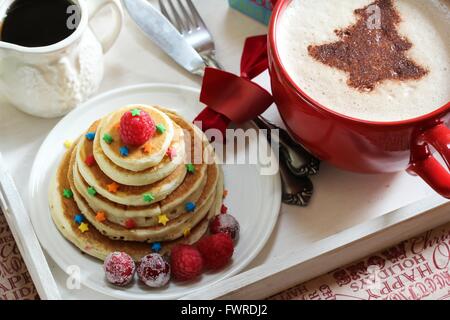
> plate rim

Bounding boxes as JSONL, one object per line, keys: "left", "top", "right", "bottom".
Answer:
{"left": 28, "top": 83, "right": 282, "bottom": 299}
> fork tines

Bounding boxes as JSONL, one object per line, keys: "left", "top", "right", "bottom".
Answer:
{"left": 158, "top": 0, "right": 206, "bottom": 33}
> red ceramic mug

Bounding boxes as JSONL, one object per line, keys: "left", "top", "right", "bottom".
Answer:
{"left": 268, "top": 0, "right": 450, "bottom": 197}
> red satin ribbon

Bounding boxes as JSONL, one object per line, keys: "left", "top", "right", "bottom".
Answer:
{"left": 194, "top": 35, "right": 272, "bottom": 136}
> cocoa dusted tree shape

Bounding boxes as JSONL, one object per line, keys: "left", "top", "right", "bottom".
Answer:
{"left": 308, "top": 0, "right": 428, "bottom": 91}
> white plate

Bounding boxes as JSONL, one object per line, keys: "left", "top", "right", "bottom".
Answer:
{"left": 28, "top": 83, "right": 281, "bottom": 300}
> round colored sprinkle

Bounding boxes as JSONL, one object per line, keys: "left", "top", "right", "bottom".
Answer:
{"left": 85, "top": 154, "right": 96, "bottom": 167}
{"left": 119, "top": 146, "right": 129, "bottom": 157}
{"left": 78, "top": 223, "right": 89, "bottom": 233}
{"left": 95, "top": 211, "right": 106, "bottom": 222}
{"left": 186, "top": 164, "right": 195, "bottom": 174}
{"left": 124, "top": 218, "right": 136, "bottom": 229}
{"left": 107, "top": 182, "right": 119, "bottom": 193}
{"left": 63, "top": 189, "right": 73, "bottom": 199}
{"left": 185, "top": 202, "right": 196, "bottom": 213}
{"left": 143, "top": 193, "right": 155, "bottom": 203}
{"left": 183, "top": 227, "right": 191, "bottom": 238}
{"left": 103, "top": 133, "right": 113, "bottom": 144}
{"left": 64, "top": 140, "right": 73, "bottom": 149}
{"left": 87, "top": 186, "right": 97, "bottom": 196}
{"left": 220, "top": 204, "right": 228, "bottom": 214}
{"left": 151, "top": 242, "right": 162, "bottom": 253}
{"left": 85, "top": 132, "right": 96, "bottom": 141}
{"left": 74, "top": 214, "right": 85, "bottom": 225}
{"left": 131, "top": 108, "right": 141, "bottom": 116}
{"left": 156, "top": 124, "right": 166, "bottom": 134}
{"left": 158, "top": 214, "right": 169, "bottom": 226}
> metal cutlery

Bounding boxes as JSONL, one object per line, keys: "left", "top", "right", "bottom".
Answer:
{"left": 124, "top": 0, "right": 319, "bottom": 206}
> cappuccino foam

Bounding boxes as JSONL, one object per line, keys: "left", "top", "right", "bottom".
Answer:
{"left": 277, "top": 0, "right": 450, "bottom": 122}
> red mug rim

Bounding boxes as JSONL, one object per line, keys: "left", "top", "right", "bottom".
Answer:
{"left": 268, "top": 0, "right": 450, "bottom": 127}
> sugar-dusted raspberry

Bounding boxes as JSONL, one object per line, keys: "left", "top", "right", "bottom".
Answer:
{"left": 210, "top": 214, "right": 240, "bottom": 241}
{"left": 103, "top": 252, "right": 136, "bottom": 286}
{"left": 137, "top": 253, "right": 170, "bottom": 288}
{"left": 119, "top": 109, "right": 156, "bottom": 146}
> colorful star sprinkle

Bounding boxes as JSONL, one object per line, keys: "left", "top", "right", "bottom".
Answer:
{"left": 158, "top": 214, "right": 169, "bottom": 226}
{"left": 119, "top": 146, "right": 129, "bottom": 157}
{"left": 78, "top": 223, "right": 89, "bottom": 233}
{"left": 151, "top": 242, "right": 162, "bottom": 253}
{"left": 125, "top": 218, "right": 136, "bottom": 229}
{"left": 131, "top": 108, "right": 141, "bottom": 116}
{"left": 85, "top": 154, "right": 96, "bottom": 167}
{"left": 63, "top": 188, "right": 73, "bottom": 199}
{"left": 186, "top": 163, "right": 195, "bottom": 174}
{"left": 156, "top": 124, "right": 166, "bottom": 134}
{"left": 142, "top": 143, "right": 151, "bottom": 154}
{"left": 185, "top": 202, "right": 196, "bottom": 213}
{"left": 64, "top": 140, "right": 73, "bottom": 149}
{"left": 74, "top": 214, "right": 85, "bottom": 224}
{"left": 220, "top": 204, "right": 228, "bottom": 214}
{"left": 87, "top": 186, "right": 97, "bottom": 196}
{"left": 183, "top": 227, "right": 191, "bottom": 238}
{"left": 107, "top": 182, "right": 119, "bottom": 193}
{"left": 103, "top": 133, "right": 113, "bottom": 144}
{"left": 143, "top": 193, "right": 155, "bottom": 203}
{"left": 85, "top": 132, "right": 96, "bottom": 141}
{"left": 223, "top": 189, "right": 228, "bottom": 199}
{"left": 95, "top": 211, "right": 106, "bottom": 222}
{"left": 166, "top": 147, "right": 177, "bottom": 160}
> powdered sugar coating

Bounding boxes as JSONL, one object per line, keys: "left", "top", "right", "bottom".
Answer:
{"left": 103, "top": 252, "right": 136, "bottom": 286}
{"left": 210, "top": 214, "right": 240, "bottom": 241}
{"left": 137, "top": 253, "right": 171, "bottom": 288}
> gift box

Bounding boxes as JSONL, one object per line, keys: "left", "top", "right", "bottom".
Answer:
{"left": 228, "top": 0, "right": 275, "bottom": 25}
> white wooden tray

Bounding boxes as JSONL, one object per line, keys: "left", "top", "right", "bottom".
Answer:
{"left": 2, "top": 92, "right": 449, "bottom": 299}
{"left": 184, "top": 195, "right": 450, "bottom": 299}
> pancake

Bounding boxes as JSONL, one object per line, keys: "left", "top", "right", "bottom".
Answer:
{"left": 77, "top": 137, "right": 188, "bottom": 206}
{"left": 73, "top": 160, "right": 207, "bottom": 227}
{"left": 94, "top": 120, "right": 185, "bottom": 186}
{"left": 49, "top": 144, "right": 223, "bottom": 261}
{"left": 71, "top": 146, "right": 220, "bottom": 242}
{"left": 98, "top": 105, "right": 175, "bottom": 171}
{"left": 76, "top": 111, "right": 209, "bottom": 207}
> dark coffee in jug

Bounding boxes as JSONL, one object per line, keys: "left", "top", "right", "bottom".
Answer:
{"left": 1, "top": 0, "right": 80, "bottom": 47}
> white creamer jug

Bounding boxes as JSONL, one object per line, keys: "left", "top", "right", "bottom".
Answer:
{"left": 0, "top": 0, "right": 123, "bottom": 118}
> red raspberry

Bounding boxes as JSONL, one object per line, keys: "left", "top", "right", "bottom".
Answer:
{"left": 137, "top": 253, "right": 171, "bottom": 288}
{"left": 197, "top": 233, "right": 234, "bottom": 270}
{"left": 103, "top": 252, "right": 136, "bottom": 286}
{"left": 170, "top": 245, "right": 203, "bottom": 281}
{"left": 119, "top": 109, "right": 156, "bottom": 146}
{"left": 210, "top": 214, "right": 240, "bottom": 241}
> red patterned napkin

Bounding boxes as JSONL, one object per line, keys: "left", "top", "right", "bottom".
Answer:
{"left": 0, "top": 209, "right": 38, "bottom": 300}
{"left": 269, "top": 223, "right": 450, "bottom": 300}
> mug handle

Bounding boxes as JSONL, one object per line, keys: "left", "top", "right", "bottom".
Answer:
{"left": 85, "top": 0, "right": 124, "bottom": 53}
{"left": 408, "top": 123, "right": 450, "bottom": 198}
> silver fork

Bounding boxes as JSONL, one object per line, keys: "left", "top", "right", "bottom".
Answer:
{"left": 158, "top": 0, "right": 222, "bottom": 69}
{"left": 158, "top": 0, "right": 319, "bottom": 206}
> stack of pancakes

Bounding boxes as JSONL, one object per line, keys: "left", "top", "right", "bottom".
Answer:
{"left": 49, "top": 105, "right": 223, "bottom": 261}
